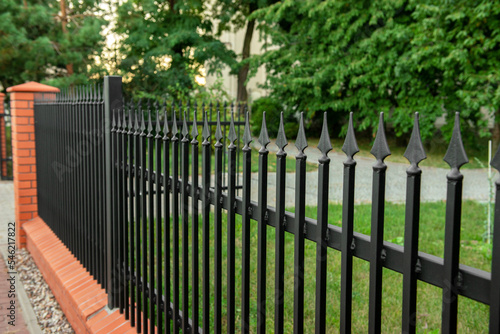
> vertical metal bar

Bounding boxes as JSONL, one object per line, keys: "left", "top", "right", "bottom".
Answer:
{"left": 214, "top": 112, "right": 224, "bottom": 334}
{"left": 125, "top": 100, "right": 137, "bottom": 327}
{"left": 162, "top": 103, "right": 171, "bottom": 334}
{"left": 293, "top": 113, "right": 307, "bottom": 334}
{"left": 140, "top": 108, "right": 148, "bottom": 334}
{"left": 222, "top": 103, "right": 227, "bottom": 189}
{"left": 181, "top": 111, "right": 190, "bottom": 333}
{"left": 121, "top": 107, "right": 129, "bottom": 315}
{"left": 171, "top": 107, "right": 180, "bottom": 333}
{"left": 441, "top": 112, "right": 468, "bottom": 334}
{"left": 227, "top": 113, "right": 237, "bottom": 333}
{"left": 315, "top": 113, "right": 332, "bottom": 334}
{"left": 110, "top": 106, "right": 118, "bottom": 306}
{"left": 128, "top": 103, "right": 136, "bottom": 326}
{"left": 135, "top": 104, "right": 142, "bottom": 332}
{"left": 236, "top": 104, "right": 241, "bottom": 196}
{"left": 104, "top": 76, "right": 123, "bottom": 306}
{"left": 89, "top": 88, "right": 95, "bottom": 280}
{"left": 340, "top": 112, "right": 359, "bottom": 334}
{"left": 402, "top": 113, "right": 426, "bottom": 334}
{"left": 274, "top": 113, "right": 287, "bottom": 334}
{"left": 191, "top": 111, "right": 200, "bottom": 333}
{"left": 116, "top": 104, "right": 123, "bottom": 311}
{"left": 201, "top": 110, "right": 211, "bottom": 334}
{"left": 489, "top": 142, "right": 500, "bottom": 333}
{"left": 99, "top": 86, "right": 107, "bottom": 289}
{"left": 155, "top": 106, "right": 163, "bottom": 334}
{"left": 116, "top": 106, "right": 124, "bottom": 313}
{"left": 368, "top": 113, "right": 390, "bottom": 334}
{"left": 257, "top": 112, "right": 270, "bottom": 334}
{"left": 147, "top": 109, "right": 155, "bottom": 334}
{"left": 241, "top": 111, "right": 252, "bottom": 334}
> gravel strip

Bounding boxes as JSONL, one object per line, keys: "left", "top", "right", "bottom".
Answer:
{"left": 15, "top": 249, "right": 74, "bottom": 333}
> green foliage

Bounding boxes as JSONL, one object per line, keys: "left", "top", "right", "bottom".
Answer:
{"left": 115, "top": 0, "right": 236, "bottom": 100}
{"left": 250, "top": 97, "right": 281, "bottom": 137}
{"left": 0, "top": 0, "right": 107, "bottom": 91}
{"left": 250, "top": 0, "right": 500, "bottom": 144}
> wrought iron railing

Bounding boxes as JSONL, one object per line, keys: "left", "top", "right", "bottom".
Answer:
{"left": 34, "top": 76, "right": 500, "bottom": 333}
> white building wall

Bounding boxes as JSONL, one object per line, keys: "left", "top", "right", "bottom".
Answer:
{"left": 205, "top": 28, "right": 268, "bottom": 103}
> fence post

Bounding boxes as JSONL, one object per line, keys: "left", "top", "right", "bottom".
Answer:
{"left": 104, "top": 76, "right": 123, "bottom": 308}
{"left": 6, "top": 82, "right": 59, "bottom": 248}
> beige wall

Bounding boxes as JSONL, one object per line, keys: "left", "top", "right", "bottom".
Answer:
{"left": 205, "top": 28, "right": 269, "bottom": 103}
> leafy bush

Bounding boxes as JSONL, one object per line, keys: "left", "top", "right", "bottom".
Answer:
{"left": 250, "top": 97, "right": 282, "bottom": 138}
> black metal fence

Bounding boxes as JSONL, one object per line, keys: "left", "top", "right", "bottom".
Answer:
{"left": 0, "top": 101, "right": 13, "bottom": 180}
{"left": 34, "top": 76, "right": 500, "bottom": 333}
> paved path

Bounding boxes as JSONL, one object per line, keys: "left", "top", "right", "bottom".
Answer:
{"left": 0, "top": 181, "right": 40, "bottom": 334}
{"left": 249, "top": 139, "right": 492, "bottom": 207}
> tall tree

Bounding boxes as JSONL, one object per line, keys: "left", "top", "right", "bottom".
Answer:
{"left": 115, "top": 0, "right": 236, "bottom": 100}
{"left": 0, "top": 0, "right": 107, "bottom": 90}
{"left": 214, "top": 0, "right": 275, "bottom": 103}
{"left": 251, "top": 0, "right": 500, "bottom": 143}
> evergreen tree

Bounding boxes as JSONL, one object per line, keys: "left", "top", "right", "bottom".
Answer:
{"left": 0, "top": 0, "right": 107, "bottom": 91}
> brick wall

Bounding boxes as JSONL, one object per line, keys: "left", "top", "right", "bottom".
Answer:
{"left": 7, "top": 82, "right": 59, "bottom": 248}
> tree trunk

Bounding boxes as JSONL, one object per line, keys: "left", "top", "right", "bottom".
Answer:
{"left": 237, "top": 18, "right": 255, "bottom": 103}
{"left": 59, "top": 0, "right": 73, "bottom": 76}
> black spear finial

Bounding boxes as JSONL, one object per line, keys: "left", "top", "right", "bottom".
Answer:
{"left": 82, "top": 85, "right": 87, "bottom": 102}
{"left": 191, "top": 110, "right": 199, "bottom": 142}
{"left": 128, "top": 101, "right": 134, "bottom": 131}
{"left": 122, "top": 104, "right": 127, "bottom": 132}
{"left": 97, "top": 84, "right": 101, "bottom": 101}
{"left": 111, "top": 107, "right": 117, "bottom": 130}
{"left": 134, "top": 103, "right": 141, "bottom": 134}
{"left": 116, "top": 108, "right": 122, "bottom": 130}
{"left": 403, "top": 112, "right": 426, "bottom": 168}
{"left": 155, "top": 108, "right": 162, "bottom": 137}
{"left": 202, "top": 110, "right": 210, "bottom": 143}
{"left": 171, "top": 103, "right": 178, "bottom": 139}
{"left": 276, "top": 112, "right": 288, "bottom": 153}
{"left": 295, "top": 112, "right": 308, "bottom": 155}
{"left": 215, "top": 111, "right": 223, "bottom": 144}
{"left": 318, "top": 112, "right": 333, "bottom": 161}
{"left": 147, "top": 108, "right": 153, "bottom": 136}
{"left": 140, "top": 106, "right": 147, "bottom": 135}
{"left": 182, "top": 110, "right": 189, "bottom": 140}
{"left": 443, "top": 112, "right": 469, "bottom": 171}
{"left": 153, "top": 100, "right": 159, "bottom": 134}
{"left": 342, "top": 112, "right": 359, "bottom": 160}
{"left": 258, "top": 111, "right": 270, "bottom": 150}
{"left": 76, "top": 85, "right": 81, "bottom": 102}
{"left": 228, "top": 112, "right": 237, "bottom": 147}
{"left": 86, "top": 85, "right": 91, "bottom": 102}
{"left": 162, "top": 101, "right": 170, "bottom": 140}
{"left": 370, "top": 112, "right": 391, "bottom": 162}
{"left": 243, "top": 111, "right": 252, "bottom": 149}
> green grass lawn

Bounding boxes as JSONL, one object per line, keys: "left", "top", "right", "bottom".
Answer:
{"left": 132, "top": 200, "right": 491, "bottom": 333}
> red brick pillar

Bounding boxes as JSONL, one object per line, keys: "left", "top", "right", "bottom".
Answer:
{"left": 7, "top": 82, "right": 59, "bottom": 248}
{"left": 0, "top": 93, "right": 6, "bottom": 177}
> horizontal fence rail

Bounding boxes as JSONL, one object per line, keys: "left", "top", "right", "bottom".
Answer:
{"left": 34, "top": 76, "right": 500, "bottom": 334}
